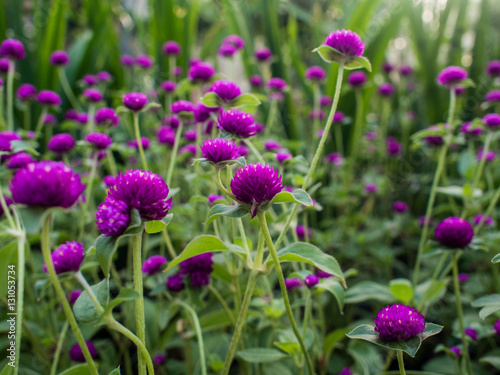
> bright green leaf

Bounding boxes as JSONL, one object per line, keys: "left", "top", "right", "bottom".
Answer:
{"left": 58, "top": 363, "right": 92, "bottom": 375}
{"left": 389, "top": 278, "right": 414, "bottom": 304}
{"left": 200, "top": 92, "right": 220, "bottom": 108}
{"left": 145, "top": 214, "right": 173, "bottom": 234}
{"left": 74, "top": 279, "right": 109, "bottom": 323}
{"left": 205, "top": 204, "right": 249, "bottom": 225}
{"left": 267, "top": 189, "right": 313, "bottom": 207}
{"left": 345, "top": 56, "right": 372, "bottom": 71}
{"left": 344, "top": 281, "right": 394, "bottom": 304}
{"left": 314, "top": 278, "right": 345, "bottom": 313}
{"left": 230, "top": 93, "right": 261, "bottom": 108}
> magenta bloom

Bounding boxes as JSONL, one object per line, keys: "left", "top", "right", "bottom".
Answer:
{"left": 323, "top": 29, "right": 365, "bottom": 61}
{"left": 0, "top": 131, "right": 22, "bottom": 152}
{"left": 483, "top": 113, "right": 500, "bottom": 129}
{"left": 44, "top": 114, "right": 57, "bottom": 126}
{"left": 157, "top": 126, "right": 176, "bottom": 146}
{"left": 485, "top": 90, "right": 500, "bottom": 103}
{"left": 254, "top": 47, "right": 272, "bottom": 62}
{"left": 37, "top": 90, "right": 61, "bottom": 106}
{"left": 437, "top": 66, "right": 468, "bottom": 88}
{"left": 374, "top": 304, "right": 425, "bottom": 342}
{"left": 108, "top": 169, "right": 171, "bottom": 221}
{"left": 392, "top": 201, "right": 408, "bottom": 213}
{"left": 86, "top": 133, "right": 112, "bottom": 150}
{"left": 494, "top": 320, "right": 500, "bottom": 336}
{"left": 285, "top": 277, "right": 302, "bottom": 290}
{"left": 249, "top": 74, "right": 263, "bottom": 88}
{"left": 194, "top": 103, "right": 219, "bottom": 123}
{"left": 96, "top": 197, "right": 130, "bottom": 236}
{"left": 142, "top": 255, "right": 167, "bottom": 275}
{"left": 339, "top": 367, "right": 353, "bottom": 375}
{"left": 69, "top": 342, "right": 97, "bottom": 362}
{"left": 160, "top": 81, "right": 177, "bottom": 93}
{"left": 460, "top": 122, "right": 482, "bottom": 137}
{"left": 348, "top": 71, "right": 367, "bottom": 88}
{"left": 236, "top": 145, "right": 249, "bottom": 157}
{"left": 218, "top": 44, "right": 237, "bottom": 58}
{"left": 96, "top": 71, "right": 111, "bottom": 82}
{"left": 179, "top": 253, "right": 213, "bottom": 288}
{"left": 435, "top": 217, "right": 474, "bottom": 249}
{"left": 0, "top": 39, "right": 25, "bottom": 60}
{"left": 44, "top": 241, "right": 84, "bottom": 274}
{"left": 83, "top": 88, "right": 103, "bottom": 103}
{"left": 127, "top": 137, "right": 150, "bottom": 151}
{"left": 378, "top": 83, "right": 394, "bottom": 97}
{"left": 163, "top": 114, "right": 181, "bottom": 129}
{"left": 267, "top": 77, "right": 287, "bottom": 92}
{"left": 276, "top": 152, "right": 293, "bottom": 164}
{"left": 386, "top": 137, "right": 402, "bottom": 156}
{"left": 0, "top": 58, "right": 10, "bottom": 73}
{"left": 81, "top": 74, "right": 97, "bottom": 87}
{"left": 123, "top": 92, "right": 148, "bottom": 111}
{"left": 103, "top": 175, "right": 116, "bottom": 188}
{"left": 296, "top": 225, "right": 312, "bottom": 240}
{"left": 476, "top": 149, "right": 496, "bottom": 162}
{"left": 7, "top": 152, "right": 35, "bottom": 170}
{"left": 184, "top": 129, "right": 197, "bottom": 141}
{"left": 309, "top": 109, "right": 324, "bottom": 120}
{"left": 315, "top": 269, "right": 332, "bottom": 279}
{"left": 162, "top": 41, "right": 181, "bottom": 56}
{"left": 95, "top": 107, "right": 119, "bottom": 127}
{"left": 424, "top": 125, "right": 446, "bottom": 146}
{"left": 264, "top": 140, "right": 283, "bottom": 152}
{"left": 223, "top": 35, "right": 245, "bottom": 50}
{"left": 200, "top": 138, "right": 238, "bottom": 164}
{"left": 464, "top": 328, "right": 478, "bottom": 341}
{"left": 305, "top": 66, "right": 326, "bottom": 82}
{"left": 171, "top": 100, "right": 195, "bottom": 115}
{"left": 69, "top": 290, "right": 82, "bottom": 305}
{"left": 217, "top": 109, "right": 257, "bottom": 138}
{"left": 324, "top": 152, "right": 343, "bottom": 167}
{"left": 450, "top": 347, "right": 461, "bottom": 356}
{"left": 136, "top": 54, "right": 154, "bottom": 69}
{"left": 320, "top": 95, "right": 332, "bottom": 108}
{"left": 17, "top": 84, "right": 37, "bottom": 101}
{"left": 50, "top": 50, "right": 69, "bottom": 66}
{"left": 166, "top": 274, "right": 185, "bottom": 292}
{"left": 120, "top": 54, "right": 135, "bottom": 67}
{"left": 180, "top": 144, "right": 197, "bottom": 156}
{"left": 458, "top": 273, "right": 469, "bottom": 283}
{"left": 473, "top": 214, "right": 493, "bottom": 226}
{"left": 486, "top": 61, "right": 500, "bottom": 77}
{"left": 188, "top": 62, "right": 215, "bottom": 83}
{"left": 365, "top": 183, "right": 378, "bottom": 194}
{"left": 332, "top": 112, "right": 345, "bottom": 124}
{"left": 304, "top": 275, "right": 319, "bottom": 289}
{"left": 383, "top": 62, "right": 394, "bottom": 73}
{"left": 230, "top": 163, "right": 283, "bottom": 217}
{"left": 400, "top": 65, "right": 413, "bottom": 77}
{"left": 208, "top": 194, "right": 225, "bottom": 205}
{"left": 48, "top": 133, "right": 75, "bottom": 154}
{"left": 209, "top": 80, "right": 241, "bottom": 103}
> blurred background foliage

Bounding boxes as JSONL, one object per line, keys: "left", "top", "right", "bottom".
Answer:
{"left": 2, "top": 0, "right": 500, "bottom": 137}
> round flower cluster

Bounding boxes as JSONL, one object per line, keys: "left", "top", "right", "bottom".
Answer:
{"left": 44, "top": 241, "right": 84, "bottom": 274}
{"left": 323, "top": 29, "right": 365, "bottom": 61}
{"left": 162, "top": 41, "right": 181, "bottom": 56}
{"left": 374, "top": 304, "right": 425, "bottom": 341}
{"left": 95, "top": 107, "right": 119, "bottom": 127}
{"left": 86, "top": 133, "right": 112, "bottom": 150}
{"left": 285, "top": 277, "right": 302, "bottom": 290}
{"left": 95, "top": 197, "right": 130, "bottom": 236}
{"left": 69, "top": 342, "right": 97, "bottom": 363}
{"left": 123, "top": 92, "right": 148, "bottom": 111}
{"left": 217, "top": 110, "right": 257, "bottom": 138}
{"left": 200, "top": 138, "right": 238, "bottom": 164}
{"left": 437, "top": 66, "right": 468, "bottom": 88}
{"left": 435, "top": 217, "right": 474, "bottom": 249}
{"left": 209, "top": 80, "right": 241, "bottom": 103}
{"left": 48, "top": 133, "right": 75, "bottom": 154}
{"left": 179, "top": 253, "right": 214, "bottom": 288}
{"left": 142, "top": 255, "right": 167, "bottom": 275}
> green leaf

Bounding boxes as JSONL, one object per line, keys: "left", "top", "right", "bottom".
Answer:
{"left": 108, "top": 367, "right": 121, "bottom": 375}
{"left": 389, "top": 279, "right": 414, "bottom": 305}
{"left": 0, "top": 241, "right": 18, "bottom": 300}
{"left": 480, "top": 356, "right": 500, "bottom": 370}
{"left": 344, "top": 281, "right": 395, "bottom": 304}
{"left": 266, "top": 242, "right": 345, "bottom": 287}
{"left": 267, "top": 189, "right": 313, "bottom": 207}
{"left": 345, "top": 56, "right": 372, "bottom": 72}
{"left": 166, "top": 235, "right": 242, "bottom": 271}
{"left": 144, "top": 214, "right": 173, "bottom": 234}
{"left": 9, "top": 140, "right": 39, "bottom": 155}
{"left": 236, "top": 348, "right": 287, "bottom": 363}
{"left": 58, "top": 364, "right": 92, "bottom": 375}
{"left": 492, "top": 253, "right": 500, "bottom": 263}
{"left": 314, "top": 278, "right": 345, "bottom": 313}
{"left": 200, "top": 92, "right": 220, "bottom": 108}
{"left": 472, "top": 294, "right": 500, "bottom": 319}
{"left": 0, "top": 364, "right": 14, "bottom": 375}
{"left": 142, "top": 102, "right": 161, "bottom": 112}
{"left": 102, "top": 288, "right": 139, "bottom": 318}
{"left": 312, "top": 45, "right": 344, "bottom": 64}
{"left": 230, "top": 93, "right": 261, "bottom": 108}
{"left": 346, "top": 323, "right": 443, "bottom": 358}
{"left": 205, "top": 204, "right": 249, "bottom": 225}
{"left": 435, "top": 185, "right": 482, "bottom": 198}
{"left": 74, "top": 279, "right": 109, "bottom": 323}
{"left": 17, "top": 206, "right": 54, "bottom": 234}
{"left": 324, "top": 328, "right": 349, "bottom": 358}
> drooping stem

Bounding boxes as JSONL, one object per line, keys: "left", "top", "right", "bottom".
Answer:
{"left": 57, "top": 67, "right": 83, "bottom": 112}
{"left": 132, "top": 231, "right": 147, "bottom": 375}
{"left": 50, "top": 321, "right": 69, "bottom": 375}
{"left": 41, "top": 213, "right": 99, "bottom": 375}
{"left": 257, "top": 211, "right": 314, "bottom": 375}
{"left": 6, "top": 61, "right": 15, "bottom": 131}
{"left": 133, "top": 112, "right": 149, "bottom": 171}
{"left": 166, "top": 120, "right": 184, "bottom": 185}
{"left": 452, "top": 250, "right": 472, "bottom": 375}
{"left": 396, "top": 350, "right": 407, "bottom": 375}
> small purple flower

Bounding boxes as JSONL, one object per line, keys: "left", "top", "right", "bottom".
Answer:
{"left": 69, "top": 342, "right": 97, "bottom": 362}
{"left": 473, "top": 214, "right": 493, "bottom": 226}
{"left": 483, "top": 113, "right": 500, "bottom": 130}
{"left": 217, "top": 109, "right": 257, "bottom": 138}
{"left": 69, "top": 290, "right": 82, "bottom": 305}
{"left": 296, "top": 225, "right": 312, "bottom": 240}
{"left": 163, "top": 114, "right": 181, "bottom": 129}
{"left": 194, "top": 103, "right": 219, "bottom": 123}
{"left": 17, "top": 84, "right": 37, "bottom": 102}
{"left": 209, "top": 80, "right": 242, "bottom": 103}
{"left": 460, "top": 122, "right": 482, "bottom": 137}
{"left": 332, "top": 112, "right": 345, "bottom": 124}
{"left": 44, "top": 241, "right": 84, "bottom": 274}
{"left": 123, "top": 92, "right": 148, "bottom": 112}
{"left": 254, "top": 47, "right": 273, "bottom": 63}
{"left": 218, "top": 44, "right": 237, "bottom": 58}
{"left": 103, "top": 175, "right": 116, "bottom": 188}
{"left": 382, "top": 62, "right": 394, "bottom": 73}
{"left": 48, "top": 133, "right": 75, "bottom": 154}
{"left": 76, "top": 113, "right": 89, "bottom": 125}
{"left": 493, "top": 320, "right": 500, "bottom": 336}
{"left": 81, "top": 74, "right": 97, "bottom": 87}
{"left": 136, "top": 54, "right": 154, "bottom": 69}
{"left": 208, "top": 194, "right": 225, "bottom": 205}
{"left": 223, "top": 35, "right": 245, "bottom": 50}
{"left": 166, "top": 274, "right": 185, "bottom": 292}
{"left": 374, "top": 304, "right": 425, "bottom": 341}
{"left": 320, "top": 95, "right": 332, "bottom": 108}
{"left": 127, "top": 137, "right": 151, "bottom": 151}
{"left": 0, "top": 58, "right": 10, "bottom": 74}
{"left": 264, "top": 140, "right": 283, "bottom": 152}
{"left": 143, "top": 255, "right": 167, "bottom": 275}
{"left": 486, "top": 90, "right": 500, "bottom": 104}
{"left": 180, "top": 144, "right": 197, "bottom": 156}
{"left": 160, "top": 81, "right": 177, "bottom": 93}
{"left": 285, "top": 277, "right": 302, "bottom": 290}
{"left": 44, "top": 114, "right": 57, "bottom": 126}
{"left": 86, "top": 132, "right": 112, "bottom": 150}
{"left": 464, "top": 328, "right": 477, "bottom": 341}
{"left": 0, "top": 39, "right": 25, "bottom": 60}
{"left": 37, "top": 90, "right": 61, "bottom": 106}
{"left": 315, "top": 269, "right": 332, "bottom": 279}
{"left": 83, "top": 88, "right": 103, "bottom": 103}
{"left": 324, "top": 152, "right": 343, "bottom": 167}
{"left": 458, "top": 273, "right": 469, "bottom": 283}
{"left": 438, "top": 66, "right": 468, "bottom": 88}
{"left": 323, "top": 29, "right": 365, "bottom": 62}
{"left": 120, "top": 54, "right": 135, "bottom": 67}
{"left": 392, "top": 201, "right": 408, "bottom": 213}
{"left": 424, "top": 125, "right": 446, "bottom": 146}
{"left": 230, "top": 163, "right": 283, "bottom": 217}
{"left": 236, "top": 145, "right": 249, "bottom": 157}
{"left": 50, "top": 50, "right": 69, "bottom": 66}
{"left": 486, "top": 60, "right": 500, "bottom": 77}
{"left": 378, "top": 83, "right": 394, "bottom": 97}
{"left": 162, "top": 41, "right": 181, "bottom": 56}
{"left": 65, "top": 109, "right": 78, "bottom": 121}
{"left": 435, "top": 217, "right": 474, "bottom": 249}
{"left": 200, "top": 138, "right": 238, "bottom": 164}
{"left": 305, "top": 66, "right": 326, "bottom": 82}
{"left": 387, "top": 137, "right": 402, "bottom": 156}
{"left": 339, "top": 367, "right": 353, "bottom": 375}
{"left": 179, "top": 253, "right": 213, "bottom": 288}
{"left": 400, "top": 65, "right": 413, "bottom": 77}
{"left": 476, "top": 149, "right": 496, "bottom": 162}
{"left": 183, "top": 129, "right": 197, "bottom": 141}
{"left": 276, "top": 152, "right": 293, "bottom": 164}
{"left": 249, "top": 75, "right": 264, "bottom": 88}
{"left": 304, "top": 275, "right": 319, "bottom": 289}
{"left": 419, "top": 216, "right": 433, "bottom": 228}
{"left": 0, "top": 131, "right": 22, "bottom": 152}
{"left": 7, "top": 152, "right": 35, "bottom": 170}
{"left": 267, "top": 77, "right": 287, "bottom": 92}
{"left": 96, "top": 196, "right": 130, "bottom": 236}
{"left": 96, "top": 71, "right": 112, "bottom": 82}
{"left": 171, "top": 100, "right": 195, "bottom": 116}
{"left": 188, "top": 62, "right": 215, "bottom": 83}
{"left": 108, "top": 169, "right": 171, "bottom": 221}
{"left": 365, "top": 183, "right": 378, "bottom": 194}
{"left": 153, "top": 354, "right": 167, "bottom": 365}
{"left": 157, "top": 126, "right": 176, "bottom": 146}
{"left": 450, "top": 347, "right": 461, "bottom": 356}
{"left": 348, "top": 71, "right": 367, "bottom": 88}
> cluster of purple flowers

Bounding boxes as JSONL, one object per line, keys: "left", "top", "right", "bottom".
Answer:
{"left": 177, "top": 253, "right": 214, "bottom": 288}
{"left": 374, "top": 304, "right": 425, "bottom": 341}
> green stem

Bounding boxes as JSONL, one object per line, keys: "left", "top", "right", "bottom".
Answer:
{"left": 107, "top": 148, "right": 118, "bottom": 176}
{"left": 264, "top": 99, "right": 278, "bottom": 139}
{"left": 302, "top": 292, "right": 312, "bottom": 338}
{"left": 378, "top": 99, "right": 391, "bottom": 160}
{"left": 41, "top": 213, "right": 99, "bottom": 374}
{"left": 333, "top": 123, "right": 344, "bottom": 155}
{"left": 452, "top": 250, "right": 472, "bottom": 375}
{"left": 133, "top": 112, "right": 149, "bottom": 171}
{"left": 470, "top": 131, "right": 492, "bottom": 193}
{"left": 57, "top": 68, "right": 83, "bottom": 112}
{"left": 169, "top": 56, "right": 176, "bottom": 82}
{"left": 243, "top": 138, "right": 266, "bottom": 164}
{"left": 132, "top": 231, "right": 147, "bottom": 375}
{"left": 166, "top": 121, "right": 184, "bottom": 185}
{"left": 349, "top": 88, "right": 364, "bottom": 156}
{"left": 13, "top": 223, "right": 25, "bottom": 375}
{"left": 176, "top": 299, "right": 208, "bottom": 375}
{"left": 257, "top": 211, "right": 314, "bottom": 375}
{"left": 396, "top": 351, "right": 407, "bottom": 375}
{"left": 23, "top": 103, "right": 31, "bottom": 131}
{"left": 50, "top": 321, "right": 69, "bottom": 375}
{"left": 34, "top": 107, "right": 48, "bottom": 140}
{"left": 161, "top": 228, "right": 177, "bottom": 259}
{"left": 0, "top": 88, "right": 6, "bottom": 129}
{"left": 208, "top": 284, "right": 236, "bottom": 326}
{"left": 74, "top": 272, "right": 104, "bottom": 314}
{"left": 6, "top": 62, "right": 14, "bottom": 131}
{"left": 215, "top": 167, "right": 237, "bottom": 200}
{"left": 0, "top": 184, "right": 16, "bottom": 230}
{"left": 87, "top": 104, "right": 96, "bottom": 134}
{"left": 475, "top": 183, "right": 500, "bottom": 233}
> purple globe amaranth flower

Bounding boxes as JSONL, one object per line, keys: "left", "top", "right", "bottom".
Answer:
{"left": 108, "top": 169, "right": 171, "bottom": 221}
{"left": 218, "top": 43, "right": 237, "bottom": 58}
{"left": 17, "top": 84, "right": 37, "bottom": 102}
{"left": 348, "top": 71, "right": 367, "bottom": 88}
{"left": 223, "top": 35, "right": 245, "bottom": 50}
{"left": 315, "top": 269, "right": 332, "bottom": 279}
{"left": 285, "top": 277, "right": 302, "bottom": 290}
{"left": 276, "top": 152, "right": 293, "bottom": 164}
{"left": 400, "top": 65, "right": 413, "bottom": 77}
{"left": 264, "top": 140, "right": 283, "bottom": 152}
{"left": 458, "top": 273, "right": 470, "bottom": 283}
{"left": 127, "top": 137, "right": 150, "bottom": 151}
{"left": 200, "top": 138, "right": 238, "bottom": 164}
{"left": 160, "top": 80, "right": 176, "bottom": 93}
{"left": 86, "top": 133, "right": 112, "bottom": 150}
{"left": 83, "top": 88, "right": 103, "bottom": 103}
{"left": 69, "top": 342, "right": 97, "bottom": 362}
{"left": 236, "top": 145, "right": 249, "bottom": 157}
{"left": 157, "top": 126, "right": 175, "bottom": 146}
{"left": 249, "top": 74, "right": 264, "bottom": 88}
{"left": 44, "top": 241, "right": 84, "bottom": 274}
{"left": 374, "top": 304, "right": 425, "bottom": 342}
{"left": 184, "top": 129, "right": 197, "bottom": 141}
{"left": 324, "top": 152, "right": 343, "bottom": 167}
{"left": 320, "top": 95, "right": 332, "bottom": 108}
{"left": 450, "top": 346, "right": 461, "bottom": 357}
{"left": 188, "top": 61, "right": 215, "bottom": 83}
{"left": 230, "top": 163, "right": 283, "bottom": 217}
{"left": 95, "top": 107, "right": 119, "bottom": 127}
{"left": 179, "top": 253, "right": 213, "bottom": 288}
{"left": 163, "top": 114, "right": 181, "bottom": 129}
{"left": 461, "top": 122, "right": 482, "bottom": 137}
{"left": 50, "top": 50, "right": 69, "bottom": 66}
{"left": 81, "top": 74, "right": 97, "bottom": 87}
{"left": 424, "top": 125, "right": 447, "bottom": 146}
{"left": 378, "top": 82, "right": 394, "bottom": 97}
{"left": 136, "top": 54, "right": 154, "bottom": 69}
{"left": 322, "top": 29, "right": 365, "bottom": 63}
{"left": 419, "top": 216, "right": 433, "bottom": 228}
{"left": 476, "top": 149, "right": 496, "bottom": 162}
{"left": 48, "top": 133, "right": 75, "bottom": 154}
{"left": 162, "top": 41, "right": 181, "bottom": 56}
{"left": 339, "top": 367, "right": 353, "bottom": 375}
{"left": 208, "top": 194, "right": 225, "bottom": 204}
{"left": 120, "top": 54, "right": 135, "bottom": 67}
{"left": 365, "top": 183, "right": 378, "bottom": 194}
{"left": 171, "top": 100, "right": 195, "bottom": 116}
{"left": 7, "top": 152, "right": 35, "bottom": 170}
{"left": 76, "top": 113, "right": 89, "bottom": 125}
{"left": 296, "top": 225, "right": 312, "bottom": 240}
{"left": 179, "top": 144, "right": 197, "bottom": 156}
{"left": 304, "top": 275, "right": 319, "bottom": 289}
{"left": 0, "top": 58, "right": 11, "bottom": 74}
{"left": 305, "top": 66, "right": 326, "bottom": 82}
{"left": 194, "top": 103, "right": 219, "bottom": 123}
{"left": 123, "top": 92, "right": 148, "bottom": 112}
{"left": 483, "top": 113, "right": 500, "bottom": 130}
{"left": 143, "top": 255, "right": 167, "bottom": 275}
{"left": 96, "top": 196, "right": 130, "bottom": 236}
{"left": 437, "top": 66, "right": 468, "bottom": 88}
{"left": 332, "top": 111, "right": 345, "bottom": 124}
{"left": 44, "top": 114, "right": 57, "bottom": 126}
{"left": 209, "top": 80, "right": 241, "bottom": 103}
{"left": 166, "top": 274, "right": 185, "bottom": 292}
{"left": 435, "top": 217, "right": 474, "bottom": 249}
{"left": 267, "top": 77, "right": 287, "bottom": 92}
{"left": 10, "top": 161, "right": 85, "bottom": 208}
{"left": 65, "top": 109, "right": 78, "bottom": 121}
{"left": 486, "top": 60, "right": 500, "bottom": 77}
{"left": 217, "top": 109, "right": 256, "bottom": 138}
{"left": 392, "top": 201, "right": 408, "bottom": 213}
{"left": 464, "top": 328, "right": 478, "bottom": 341}
{"left": 37, "top": 90, "right": 61, "bottom": 106}
{"left": 0, "top": 39, "right": 25, "bottom": 60}
{"left": 69, "top": 289, "right": 82, "bottom": 305}
{"left": 96, "top": 71, "right": 112, "bottom": 82}
{"left": 0, "top": 131, "right": 22, "bottom": 152}
{"left": 485, "top": 90, "right": 500, "bottom": 103}
{"left": 473, "top": 214, "right": 493, "bottom": 226}
{"left": 382, "top": 61, "right": 394, "bottom": 73}
{"left": 494, "top": 320, "right": 500, "bottom": 336}
{"left": 254, "top": 47, "right": 273, "bottom": 62}
{"left": 153, "top": 354, "right": 167, "bottom": 365}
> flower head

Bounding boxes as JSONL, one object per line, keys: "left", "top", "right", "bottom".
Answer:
{"left": 0, "top": 39, "right": 25, "bottom": 60}
{"left": 50, "top": 50, "right": 70, "bottom": 66}
{"left": 69, "top": 342, "right": 97, "bottom": 362}
{"left": 48, "top": 133, "right": 75, "bottom": 154}
{"left": 208, "top": 194, "right": 225, "bottom": 205}
{"left": 96, "top": 71, "right": 111, "bottom": 82}
{"left": 171, "top": 100, "right": 195, "bottom": 116}
{"left": 157, "top": 126, "right": 176, "bottom": 146}
{"left": 387, "top": 137, "right": 402, "bottom": 156}
{"left": 160, "top": 80, "right": 177, "bottom": 93}
{"left": 127, "top": 137, "right": 150, "bottom": 151}
{"left": 179, "top": 253, "right": 213, "bottom": 288}
{"left": 476, "top": 149, "right": 496, "bottom": 162}
{"left": 135, "top": 54, "right": 154, "bottom": 69}
{"left": 86, "top": 132, "right": 112, "bottom": 150}
{"left": 305, "top": 66, "right": 326, "bottom": 82}
{"left": 339, "top": 368, "right": 353, "bottom": 375}
{"left": 494, "top": 320, "right": 500, "bottom": 336}
{"left": 120, "top": 54, "right": 135, "bottom": 67}
{"left": 437, "top": 66, "right": 468, "bottom": 88}
{"left": 188, "top": 62, "right": 215, "bottom": 83}
{"left": 163, "top": 114, "right": 181, "bottom": 129}
{"left": 324, "top": 152, "right": 343, "bottom": 167}
{"left": 37, "top": 90, "right": 61, "bottom": 106}
{"left": 219, "top": 44, "right": 237, "bottom": 58}
{"left": 348, "top": 71, "right": 367, "bottom": 88}
{"left": 304, "top": 275, "right": 319, "bottom": 289}
{"left": 267, "top": 77, "right": 287, "bottom": 92}
{"left": 153, "top": 354, "right": 167, "bottom": 365}
{"left": 473, "top": 214, "right": 493, "bottom": 226}
{"left": 83, "top": 88, "right": 103, "bottom": 103}
{"left": 123, "top": 92, "right": 148, "bottom": 112}
{"left": 285, "top": 277, "right": 302, "bottom": 290}
{"left": 96, "top": 196, "right": 130, "bottom": 236}
{"left": 435, "top": 217, "right": 474, "bottom": 249}
{"left": 17, "top": 84, "right": 37, "bottom": 102}
{"left": 217, "top": 109, "right": 257, "bottom": 138}
{"left": 254, "top": 47, "right": 272, "bottom": 62}
{"left": 200, "top": 138, "right": 238, "bottom": 164}
{"left": 460, "top": 122, "right": 482, "bottom": 137}
{"left": 44, "top": 241, "right": 84, "bottom": 274}
{"left": 378, "top": 83, "right": 394, "bottom": 97}
{"left": 142, "top": 255, "right": 167, "bottom": 275}
{"left": 322, "top": 29, "right": 365, "bottom": 63}
{"left": 296, "top": 225, "right": 312, "bottom": 240}
{"left": 81, "top": 74, "right": 97, "bottom": 87}
{"left": 320, "top": 95, "right": 332, "bottom": 108}
{"left": 464, "top": 328, "right": 478, "bottom": 341}
{"left": 315, "top": 269, "right": 332, "bottom": 279}
{"left": 166, "top": 274, "right": 185, "bottom": 292}
{"left": 162, "top": 41, "right": 181, "bottom": 56}
{"left": 486, "top": 60, "right": 500, "bottom": 77}
{"left": 276, "top": 152, "right": 293, "bottom": 164}
{"left": 365, "top": 183, "right": 378, "bottom": 194}
{"left": 69, "top": 290, "right": 82, "bottom": 305}
{"left": 450, "top": 346, "right": 461, "bottom": 356}
{"left": 392, "top": 201, "right": 408, "bottom": 213}
{"left": 194, "top": 103, "right": 219, "bottom": 123}
{"left": 7, "top": 152, "right": 35, "bottom": 170}
{"left": 485, "top": 90, "right": 500, "bottom": 103}
{"left": 0, "top": 131, "right": 21, "bottom": 152}
{"left": 223, "top": 35, "right": 245, "bottom": 50}
{"left": 264, "top": 140, "right": 282, "bottom": 152}
{"left": 374, "top": 304, "right": 425, "bottom": 341}
{"left": 483, "top": 113, "right": 500, "bottom": 129}
{"left": 44, "top": 114, "right": 57, "bottom": 126}
{"left": 332, "top": 112, "right": 345, "bottom": 124}
{"left": 249, "top": 74, "right": 263, "bottom": 88}
{"left": 400, "top": 65, "right": 413, "bottom": 77}
{"left": 209, "top": 80, "right": 241, "bottom": 103}
{"left": 95, "top": 107, "right": 119, "bottom": 127}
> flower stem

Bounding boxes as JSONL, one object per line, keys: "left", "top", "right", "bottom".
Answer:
{"left": 166, "top": 121, "right": 184, "bottom": 185}
{"left": 396, "top": 350, "right": 407, "bottom": 375}
{"left": 6, "top": 62, "right": 15, "bottom": 131}
{"left": 57, "top": 67, "right": 83, "bottom": 112}
{"left": 133, "top": 112, "right": 149, "bottom": 171}
{"left": 378, "top": 99, "right": 391, "bottom": 160}
{"left": 470, "top": 131, "right": 492, "bottom": 195}
{"left": 243, "top": 138, "right": 265, "bottom": 164}
{"left": 87, "top": 104, "right": 96, "bottom": 134}
{"left": 23, "top": 103, "right": 31, "bottom": 131}
{"left": 452, "top": 250, "right": 472, "bottom": 375}
{"left": 475, "top": 183, "right": 500, "bottom": 233}
{"left": 161, "top": 228, "right": 177, "bottom": 259}
{"left": 349, "top": 88, "right": 364, "bottom": 156}
{"left": 107, "top": 148, "right": 118, "bottom": 176}
{"left": 209, "top": 284, "right": 236, "bottom": 326}
{"left": 74, "top": 272, "right": 104, "bottom": 314}
{"left": 50, "top": 321, "right": 69, "bottom": 375}
{"left": 132, "top": 231, "right": 147, "bottom": 375}
{"left": 41, "top": 213, "right": 99, "bottom": 375}
{"left": 12, "top": 211, "right": 25, "bottom": 375}
{"left": 257, "top": 211, "right": 314, "bottom": 375}
{"left": 0, "top": 88, "right": 6, "bottom": 129}
{"left": 34, "top": 107, "right": 48, "bottom": 140}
